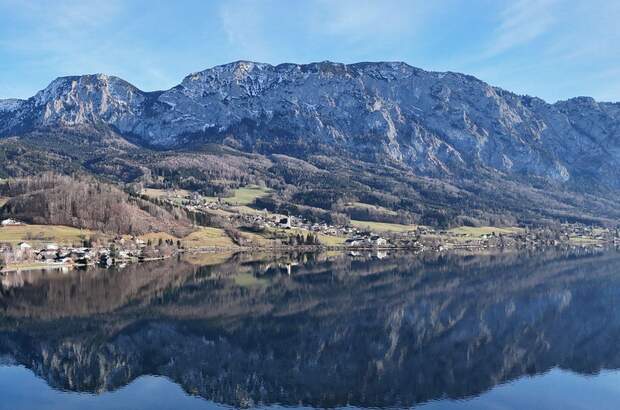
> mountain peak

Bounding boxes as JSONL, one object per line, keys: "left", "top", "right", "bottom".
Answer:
{"left": 2, "top": 60, "right": 619, "bottom": 188}
{"left": 18, "top": 73, "right": 145, "bottom": 128}
{"left": 33, "top": 74, "right": 139, "bottom": 105}
{"left": 1, "top": 60, "right": 620, "bottom": 225}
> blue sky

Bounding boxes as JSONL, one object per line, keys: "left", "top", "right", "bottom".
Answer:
{"left": 0, "top": 0, "right": 618, "bottom": 102}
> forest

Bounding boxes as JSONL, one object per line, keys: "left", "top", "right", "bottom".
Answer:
{"left": 0, "top": 173, "right": 193, "bottom": 236}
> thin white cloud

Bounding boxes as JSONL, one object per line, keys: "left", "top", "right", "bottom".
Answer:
{"left": 0, "top": 0, "right": 123, "bottom": 60}
{"left": 0, "top": 0, "right": 183, "bottom": 95}
{"left": 316, "top": 0, "right": 412, "bottom": 35}
{"left": 484, "top": 0, "right": 558, "bottom": 57}
{"left": 216, "top": 0, "right": 435, "bottom": 64}
{"left": 309, "top": 0, "right": 431, "bottom": 46}
{"left": 218, "top": 0, "right": 273, "bottom": 62}
{"left": 543, "top": 1, "right": 620, "bottom": 62}
{"left": 1, "top": 0, "right": 619, "bottom": 102}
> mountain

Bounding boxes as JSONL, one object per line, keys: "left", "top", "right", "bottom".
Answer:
{"left": 2, "top": 61, "right": 620, "bottom": 226}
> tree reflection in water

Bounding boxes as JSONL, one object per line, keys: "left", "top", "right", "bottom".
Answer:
{"left": 1, "top": 249, "right": 620, "bottom": 408}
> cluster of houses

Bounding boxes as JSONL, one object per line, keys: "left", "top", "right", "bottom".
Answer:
{"left": 257, "top": 214, "right": 349, "bottom": 235}
{"left": 0, "top": 236, "right": 180, "bottom": 273}
{"left": 1, "top": 242, "right": 95, "bottom": 268}
{"left": 250, "top": 214, "right": 394, "bottom": 247}
{"left": 344, "top": 234, "right": 389, "bottom": 248}
{"left": 166, "top": 192, "right": 352, "bottom": 236}
{"left": 5, "top": 189, "right": 618, "bottom": 273}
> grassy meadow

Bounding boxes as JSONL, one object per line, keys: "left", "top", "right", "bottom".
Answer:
{"left": 0, "top": 225, "right": 98, "bottom": 246}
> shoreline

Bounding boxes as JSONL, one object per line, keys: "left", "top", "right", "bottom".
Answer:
{"left": 2, "top": 240, "right": 616, "bottom": 275}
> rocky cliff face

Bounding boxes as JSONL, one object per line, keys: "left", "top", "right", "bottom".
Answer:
{"left": 2, "top": 61, "right": 620, "bottom": 188}
{"left": 2, "top": 61, "right": 620, "bottom": 226}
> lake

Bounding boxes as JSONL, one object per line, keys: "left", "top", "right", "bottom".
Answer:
{"left": 1, "top": 249, "right": 620, "bottom": 409}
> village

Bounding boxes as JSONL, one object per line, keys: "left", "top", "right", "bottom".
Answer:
{"left": 0, "top": 221, "right": 182, "bottom": 273}
{"left": 162, "top": 188, "right": 620, "bottom": 250}
{"left": 3, "top": 195, "right": 620, "bottom": 275}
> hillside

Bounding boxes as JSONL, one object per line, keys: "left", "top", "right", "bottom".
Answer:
{"left": 0, "top": 174, "right": 193, "bottom": 236}
{"left": 1, "top": 61, "right": 620, "bottom": 226}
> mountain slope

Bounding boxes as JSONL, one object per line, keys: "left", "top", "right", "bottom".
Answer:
{"left": 0, "top": 174, "right": 193, "bottom": 236}
{"left": 2, "top": 61, "right": 620, "bottom": 226}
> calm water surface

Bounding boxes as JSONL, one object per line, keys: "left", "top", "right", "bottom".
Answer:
{"left": 1, "top": 250, "right": 620, "bottom": 409}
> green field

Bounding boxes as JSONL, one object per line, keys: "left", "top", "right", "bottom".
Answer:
{"left": 448, "top": 226, "right": 524, "bottom": 236}
{"left": 182, "top": 227, "right": 236, "bottom": 249}
{"left": 142, "top": 188, "right": 192, "bottom": 198}
{"left": 316, "top": 233, "right": 347, "bottom": 246}
{"left": 569, "top": 236, "right": 601, "bottom": 244}
{"left": 230, "top": 205, "right": 265, "bottom": 215}
{"left": 351, "top": 220, "right": 418, "bottom": 233}
{"left": 0, "top": 225, "right": 98, "bottom": 246}
{"left": 264, "top": 226, "right": 346, "bottom": 246}
{"left": 206, "top": 186, "right": 271, "bottom": 206}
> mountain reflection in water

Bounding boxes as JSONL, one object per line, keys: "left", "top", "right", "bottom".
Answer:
{"left": 1, "top": 249, "right": 620, "bottom": 409}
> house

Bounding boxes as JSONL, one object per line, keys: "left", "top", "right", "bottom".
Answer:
{"left": 15, "top": 242, "right": 34, "bottom": 261}
{"left": 1, "top": 219, "right": 23, "bottom": 226}
{"left": 71, "top": 250, "right": 91, "bottom": 265}
{"left": 345, "top": 238, "right": 365, "bottom": 247}
{"left": 60, "top": 257, "right": 74, "bottom": 265}
{"left": 38, "top": 249, "right": 58, "bottom": 262}
{"left": 278, "top": 217, "right": 292, "bottom": 229}
{"left": 370, "top": 235, "right": 388, "bottom": 247}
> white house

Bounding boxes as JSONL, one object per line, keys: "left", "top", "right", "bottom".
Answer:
{"left": 371, "top": 236, "right": 388, "bottom": 247}
{"left": 1, "top": 219, "right": 23, "bottom": 226}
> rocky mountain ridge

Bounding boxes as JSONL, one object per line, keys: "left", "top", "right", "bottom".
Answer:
{"left": 3, "top": 61, "right": 620, "bottom": 184}
{"left": 1, "top": 61, "right": 620, "bottom": 225}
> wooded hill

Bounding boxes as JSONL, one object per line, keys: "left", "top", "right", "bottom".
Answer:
{"left": 0, "top": 173, "right": 193, "bottom": 236}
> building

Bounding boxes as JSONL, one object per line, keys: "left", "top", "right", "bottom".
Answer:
{"left": 370, "top": 235, "right": 388, "bottom": 247}
{"left": 345, "top": 238, "right": 366, "bottom": 247}
{"left": 16, "top": 242, "right": 34, "bottom": 261}
{"left": 278, "top": 217, "right": 292, "bottom": 229}
{"left": 1, "top": 219, "right": 23, "bottom": 226}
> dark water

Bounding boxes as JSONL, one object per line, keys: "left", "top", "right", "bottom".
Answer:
{"left": 1, "top": 249, "right": 620, "bottom": 410}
